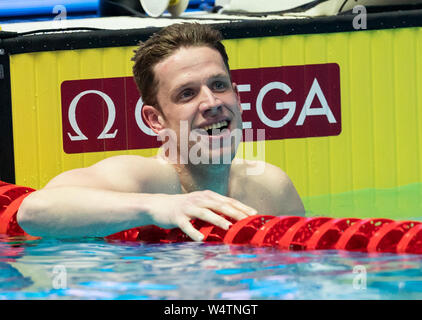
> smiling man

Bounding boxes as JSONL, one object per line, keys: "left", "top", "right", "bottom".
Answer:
{"left": 17, "top": 23, "right": 304, "bottom": 241}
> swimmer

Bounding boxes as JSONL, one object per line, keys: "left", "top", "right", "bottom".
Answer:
{"left": 17, "top": 23, "right": 305, "bottom": 241}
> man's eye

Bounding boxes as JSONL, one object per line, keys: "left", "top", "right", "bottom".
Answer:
{"left": 179, "top": 89, "right": 194, "bottom": 100}
{"left": 213, "top": 81, "right": 228, "bottom": 91}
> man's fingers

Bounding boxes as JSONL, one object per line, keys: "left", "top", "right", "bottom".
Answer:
{"left": 192, "top": 208, "right": 233, "bottom": 230}
{"left": 228, "top": 200, "right": 258, "bottom": 216}
{"left": 176, "top": 216, "right": 204, "bottom": 242}
{"left": 205, "top": 193, "right": 258, "bottom": 217}
{"left": 217, "top": 204, "right": 249, "bottom": 221}
{"left": 172, "top": 191, "right": 259, "bottom": 241}
{"left": 195, "top": 199, "right": 248, "bottom": 221}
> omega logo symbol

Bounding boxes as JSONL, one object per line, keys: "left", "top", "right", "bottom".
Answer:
{"left": 66, "top": 89, "right": 157, "bottom": 142}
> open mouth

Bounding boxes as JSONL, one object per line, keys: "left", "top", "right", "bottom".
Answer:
{"left": 200, "top": 120, "right": 230, "bottom": 135}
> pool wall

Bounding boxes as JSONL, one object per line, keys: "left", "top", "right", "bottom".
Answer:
{"left": 1, "top": 10, "right": 422, "bottom": 216}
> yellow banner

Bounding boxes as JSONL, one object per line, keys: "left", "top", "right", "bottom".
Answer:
{"left": 9, "top": 27, "right": 422, "bottom": 220}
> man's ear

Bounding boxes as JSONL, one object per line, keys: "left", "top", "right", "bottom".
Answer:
{"left": 142, "top": 104, "right": 166, "bottom": 134}
{"left": 232, "top": 82, "right": 243, "bottom": 114}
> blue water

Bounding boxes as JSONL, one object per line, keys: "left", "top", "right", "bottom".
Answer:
{"left": 1, "top": 235, "right": 422, "bottom": 300}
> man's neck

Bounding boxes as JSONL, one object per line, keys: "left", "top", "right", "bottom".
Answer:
{"left": 174, "top": 162, "right": 232, "bottom": 196}
{"left": 156, "top": 147, "right": 233, "bottom": 195}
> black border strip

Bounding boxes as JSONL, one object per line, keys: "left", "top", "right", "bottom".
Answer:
{"left": 0, "top": 53, "right": 15, "bottom": 184}
{"left": 1, "top": 9, "right": 422, "bottom": 54}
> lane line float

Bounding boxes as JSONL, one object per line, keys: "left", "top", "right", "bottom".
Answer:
{"left": 2, "top": 181, "right": 422, "bottom": 254}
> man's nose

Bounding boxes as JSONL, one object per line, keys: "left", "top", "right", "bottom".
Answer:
{"left": 198, "top": 86, "right": 222, "bottom": 116}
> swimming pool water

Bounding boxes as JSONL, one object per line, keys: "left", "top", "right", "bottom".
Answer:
{"left": 1, "top": 235, "right": 422, "bottom": 300}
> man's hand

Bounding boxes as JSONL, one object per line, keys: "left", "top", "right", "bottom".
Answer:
{"left": 147, "top": 190, "right": 257, "bottom": 241}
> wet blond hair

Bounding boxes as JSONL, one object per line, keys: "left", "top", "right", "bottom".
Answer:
{"left": 132, "top": 22, "right": 230, "bottom": 112}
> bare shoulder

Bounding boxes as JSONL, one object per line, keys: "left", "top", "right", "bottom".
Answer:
{"left": 94, "top": 155, "right": 180, "bottom": 192}
{"left": 91, "top": 154, "right": 165, "bottom": 173}
{"left": 44, "top": 155, "right": 180, "bottom": 194}
{"left": 231, "top": 159, "right": 305, "bottom": 216}
{"left": 232, "top": 159, "right": 290, "bottom": 186}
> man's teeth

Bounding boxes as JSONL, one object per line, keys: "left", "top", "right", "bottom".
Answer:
{"left": 201, "top": 120, "right": 228, "bottom": 132}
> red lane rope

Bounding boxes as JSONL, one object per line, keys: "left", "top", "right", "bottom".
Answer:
{"left": 306, "top": 217, "right": 360, "bottom": 250}
{"left": 223, "top": 215, "right": 275, "bottom": 245}
{"left": 250, "top": 216, "right": 304, "bottom": 247}
{"left": 396, "top": 224, "right": 422, "bottom": 254}
{"left": 2, "top": 181, "right": 422, "bottom": 254}
{"left": 334, "top": 218, "right": 393, "bottom": 252}
{"left": 0, "top": 183, "right": 38, "bottom": 240}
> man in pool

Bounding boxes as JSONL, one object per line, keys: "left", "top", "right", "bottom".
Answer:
{"left": 17, "top": 23, "right": 305, "bottom": 241}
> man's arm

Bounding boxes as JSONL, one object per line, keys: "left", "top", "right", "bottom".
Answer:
{"left": 18, "top": 184, "right": 158, "bottom": 238}
{"left": 17, "top": 155, "right": 159, "bottom": 238}
{"left": 17, "top": 156, "right": 257, "bottom": 240}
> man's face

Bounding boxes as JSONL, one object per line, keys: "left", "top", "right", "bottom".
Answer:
{"left": 152, "top": 46, "right": 243, "bottom": 164}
